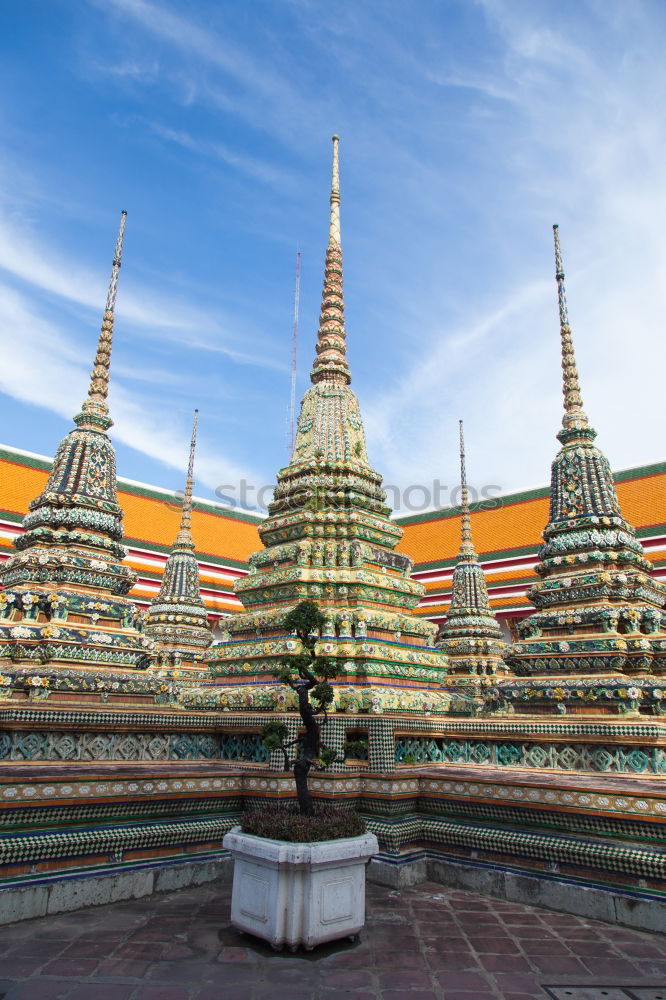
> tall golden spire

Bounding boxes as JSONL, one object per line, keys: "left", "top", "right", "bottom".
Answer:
{"left": 458, "top": 420, "right": 474, "bottom": 556}
{"left": 553, "top": 224, "right": 591, "bottom": 440}
{"left": 310, "top": 135, "right": 351, "bottom": 386}
{"left": 75, "top": 211, "right": 127, "bottom": 432}
{"left": 175, "top": 409, "right": 198, "bottom": 550}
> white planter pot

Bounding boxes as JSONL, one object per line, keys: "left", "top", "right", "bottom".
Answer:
{"left": 222, "top": 826, "right": 378, "bottom": 951}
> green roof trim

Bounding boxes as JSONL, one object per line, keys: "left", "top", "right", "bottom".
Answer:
{"left": 423, "top": 571, "right": 537, "bottom": 590}
{"left": 123, "top": 537, "right": 249, "bottom": 572}
{"left": 0, "top": 507, "right": 250, "bottom": 572}
{"left": 0, "top": 509, "right": 23, "bottom": 526}
{"left": 118, "top": 479, "right": 264, "bottom": 525}
{"left": 0, "top": 446, "right": 52, "bottom": 472}
{"left": 126, "top": 564, "right": 237, "bottom": 591}
{"left": 395, "top": 461, "right": 666, "bottom": 528}
{"left": 411, "top": 523, "right": 666, "bottom": 572}
{"left": 412, "top": 542, "right": 540, "bottom": 572}
{"left": 395, "top": 490, "right": 548, "bottom": 527}
{"left": 614, "top": 461, "right": 666, "bottom": 483}
{"left": 0, "top": 444, "right": 264, "bottom": 526}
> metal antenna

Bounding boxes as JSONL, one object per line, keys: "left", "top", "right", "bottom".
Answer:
{"left": 289, "top": 249, "right": 301, "bottom": 454}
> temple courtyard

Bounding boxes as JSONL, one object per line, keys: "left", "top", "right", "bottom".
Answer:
{"left": 0, "top": 881, "right": 664, "bottom": 1000}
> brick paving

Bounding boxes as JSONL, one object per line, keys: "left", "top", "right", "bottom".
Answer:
{"left": 0, "top": 880, "right": 664, "bottom": 999}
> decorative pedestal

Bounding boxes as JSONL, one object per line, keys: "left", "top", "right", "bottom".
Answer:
{"left": 222, "top": 827, "right": 378, "bottom": 951}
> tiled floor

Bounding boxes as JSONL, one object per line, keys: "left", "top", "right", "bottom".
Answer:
{"left": 0, "top": 880, "right": 664, "bottom": 999}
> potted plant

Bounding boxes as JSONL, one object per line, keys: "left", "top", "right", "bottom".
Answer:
{"left": 223, "top": 601, "right": 378, "bottom": 951}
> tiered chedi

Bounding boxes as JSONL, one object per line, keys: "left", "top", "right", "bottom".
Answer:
{"left": 437, "top": 421, "right": 506, "bottom": 678}
{"left": 197, "top": 137, "right": 449, "bottom": 716}
{"left": 505, "top": 226, "right": 666, "bottom": 710}
{"left": 0, "top": 213, "right": 159, "bottom": 698}
{"left": 145, "top": 410, "right": 212, "bottom": 674}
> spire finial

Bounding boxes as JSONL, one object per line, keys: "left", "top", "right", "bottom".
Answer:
{"left": 106, "top": 210, "right": 127, "bottom": 312}
{"left": 329, "top": 134, "right": 341, "bottom": 246}
{"left": 310, "top": 136, "right": 351, "bottom": 386}
{"left": 553, "top": 224, "right": 590, "bottom": 438}
{"left": 75, "top": 210, "right": 127, "bottom": 432}
{"left": 175, "top": 409, "right": 198, "bottom": 549}
{"left": 459, "top": 420, "right": 474, "bottom": 555}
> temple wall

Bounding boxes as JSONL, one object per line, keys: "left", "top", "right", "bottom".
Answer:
{"left": 2, "top": 756, "right": 664, "bottom": 932}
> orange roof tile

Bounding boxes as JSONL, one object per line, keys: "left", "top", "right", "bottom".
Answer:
{"left": 1, "top": 448, "right": 664, "bottom": 624}
{"left": 398, "top": 469, "right": 666, "bottom": 567}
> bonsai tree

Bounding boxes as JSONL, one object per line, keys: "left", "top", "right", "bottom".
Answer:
{"left": 260, "top": 600, "right": 340, "bottom": 816}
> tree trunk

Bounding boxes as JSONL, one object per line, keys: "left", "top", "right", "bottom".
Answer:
{"left": 295, "top": 684, "right": 321, "bottom": 815}
{"left": 294, "top": 757, "right": 313, "bottom": 815}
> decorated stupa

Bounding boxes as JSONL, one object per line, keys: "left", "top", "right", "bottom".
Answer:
{"left": 437, "top": 421, "right": 506, "bottom": 680}
{"left": 0, "top": 213, "right": 164, "bottom": 704}
{"left": 145, "top": 409, "right": 213, "bottom": 677}
{"left": 504, "top": 225, "right": 666, "bottom": 714}
{"left": 192, "top": 136, "right": 450, "bottom": 716}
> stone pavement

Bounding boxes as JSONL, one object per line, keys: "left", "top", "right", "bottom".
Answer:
{"left": 0, "top": 880, "right": 664, "bottom": 1000}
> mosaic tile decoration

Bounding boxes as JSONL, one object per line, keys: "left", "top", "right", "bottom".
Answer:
{"left": 1, "top": 760, "right": 664, "bottom": 905}
{"left": 417, "top": 815, "right": 666, "bottom": 877}
{"left": 4, "top": 705, "right": 665, "bottom": 780}
{"left": 0, "top": 815, "right": 238, "bottom": 867}
{"left": 0, "top": 730, "right": 272, "bottom": 762}
{"left": 0, "top": 796, "right": 239, "bottom": 830}
{"left": 417, "top": 775, "right": 666, "bottom": 823}
{"left": 0, "top": 773, "right": 242, "bottom": 805}
{"left": 395, "top": 734, "right": 666, "bottom": 774}
{"left": 419, "top": 795, "right": 662, "bottom": 844}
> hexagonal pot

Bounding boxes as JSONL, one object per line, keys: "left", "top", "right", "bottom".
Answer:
{"left": 223, "top": 826, "right": 378, "bottom": 951}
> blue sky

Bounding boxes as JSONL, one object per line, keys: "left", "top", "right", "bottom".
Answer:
{"left": 1, "top": 0, "right": 665, "bottom": 513}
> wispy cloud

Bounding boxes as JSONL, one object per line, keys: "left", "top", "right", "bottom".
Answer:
{"left": 0, "top": 208, "right": 284, "bottom": 370}
{"left": 0, "top": 280, "right": 262, "bottom": 494}
{"left": 361, "top": 0, "right": 666, "bottom": 495}
{"left": 91, "top": 0, "right": 317, "bottom": 139}
{"left": 90, "top": 58, "right": 160, "bottom": 82}
{"left": 146, "top": 122, "right": 297, "bottom": 189}
{"left": 2, "top": 0, "right": 665, "bottom": 511}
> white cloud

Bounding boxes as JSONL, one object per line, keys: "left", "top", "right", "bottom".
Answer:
{"left": 92, "top": 0, "right": 317, "bottom": 138}
{"left": 146, "top": 122, "right": 297, "bottom": 189}
{"left": 0, "top": 208, "right": 284, "bottom": 370}
{"left": 0, "top": 281, "right": 262, "bottom": 495}
{"left": 361, "top": 0, "right": 666, "bottom": 499}
{"left": 3, "top": 0, "right": 665, "bottom": 516}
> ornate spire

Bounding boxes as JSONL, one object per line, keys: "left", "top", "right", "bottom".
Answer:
{"left": 437, "top": 422, "right": 505, "bottom": 675}
{"left": 553, "top": 224, "right": 593, "bottom": 443}
{"left": 144, "top": 409, "right": 212, "bottom": 669}
{"left": 310, "top": 135, "right": 351, "bottom": 386}
{"left": 174, "top": 409, "right": 198, "bottom": 550}
{"left": 75, "top": 211, "right": 127, "bottom": 432}
{"left": 504, "top": 226, "right": 666, "bottom": 687}
{"left": 458, "top": 420, "right": 474, "bottom": 556}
